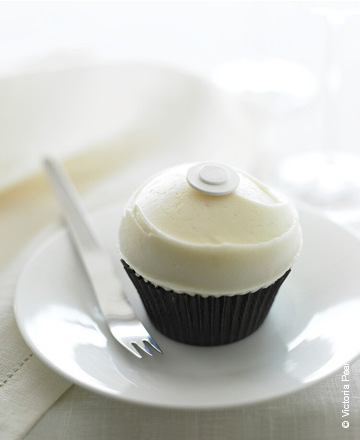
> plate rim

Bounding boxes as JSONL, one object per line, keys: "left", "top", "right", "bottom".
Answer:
{"left": 14, "top": 203, "right": 360, "bottom": 409}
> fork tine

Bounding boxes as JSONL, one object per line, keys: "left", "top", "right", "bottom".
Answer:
{"left": 121, "top": 342, "right": 143, "bottom": 359}
{"left": 146, "top": 336, "right": 163, "bottom": 354}
{"left": 133, "top": 340, "right": 153, "bottom": 357}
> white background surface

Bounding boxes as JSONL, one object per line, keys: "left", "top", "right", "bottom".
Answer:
{"left": 1, "top": 1, "right": 360, "bottom": 181}
{"left": 1, "top": 2, "right": 360, "bottom": 439}
{"left": 2, "top": 1, "right": 328, "bottom": 74}
{"left": 0, "top": 1, "right": 355, "bottom": 74}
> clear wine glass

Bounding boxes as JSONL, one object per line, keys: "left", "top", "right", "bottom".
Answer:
{"left": 211, "top": 57, "right": 317, "bottom": 161}
{"left": 275, "top": 5, "right": 360, "bottom": 223}
{"left": 212, "top": 57, "right": 316, "bottom": 116}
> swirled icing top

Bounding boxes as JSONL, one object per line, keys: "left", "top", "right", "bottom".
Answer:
{"left": 119, "top": 163, "right": 302, "bottom": 296}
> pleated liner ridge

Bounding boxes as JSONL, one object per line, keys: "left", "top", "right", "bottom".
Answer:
{"left": 122, "top": 260, "right": 290, "bottom": 346}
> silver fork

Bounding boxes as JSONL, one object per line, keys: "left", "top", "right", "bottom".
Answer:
{"left": 43, "top": 157, "right": 162, "bottom": 358}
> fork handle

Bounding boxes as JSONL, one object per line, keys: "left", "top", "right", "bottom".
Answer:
{"left": 44, "top": 157, "right": 135, "bottom": 320}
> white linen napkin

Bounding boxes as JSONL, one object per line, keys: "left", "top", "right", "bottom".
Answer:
{"left": 0, "top": 225, "right": 72, "bottom": 440}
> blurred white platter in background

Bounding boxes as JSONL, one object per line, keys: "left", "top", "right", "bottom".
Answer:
{"left": 0, "top": 62, "right": 256, "bottom": 191}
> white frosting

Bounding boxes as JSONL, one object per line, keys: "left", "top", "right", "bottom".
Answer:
{"left": 119, "top": 163, "right": 302, "bottom": 296}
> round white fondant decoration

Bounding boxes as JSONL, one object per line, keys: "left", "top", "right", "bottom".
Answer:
{"left": 186, "top": 162, "right": 240, "bottom": 195}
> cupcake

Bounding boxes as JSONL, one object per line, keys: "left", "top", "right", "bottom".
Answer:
{"left": 119, "top": 162, "right": 302, "bottom": 346}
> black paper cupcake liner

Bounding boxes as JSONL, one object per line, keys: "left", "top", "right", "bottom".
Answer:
{"left": 122, "top": 260, "right": 290, "bottom": 346}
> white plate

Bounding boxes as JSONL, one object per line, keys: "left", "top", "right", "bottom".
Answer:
{"left": 14, "top": 204, "right": 360, "bottom": 409}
